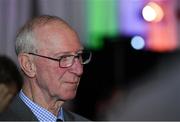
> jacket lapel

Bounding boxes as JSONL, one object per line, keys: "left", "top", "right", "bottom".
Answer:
{"left": 8, "top": 95, "right": 38, "bottom": 121}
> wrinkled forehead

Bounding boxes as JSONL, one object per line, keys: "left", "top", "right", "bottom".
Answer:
{"left": 34, "top": 22, "right": 83, "bottom": 54}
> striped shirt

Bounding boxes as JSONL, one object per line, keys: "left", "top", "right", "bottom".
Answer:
{"left": 19, "top": 90, "right": 64, "bottom": 122}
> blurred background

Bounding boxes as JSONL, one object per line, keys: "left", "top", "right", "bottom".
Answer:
{"left": 0, "top": 0, "right": 180, "bottom": 120}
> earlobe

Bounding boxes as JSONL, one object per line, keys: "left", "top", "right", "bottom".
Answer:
{"left": 18, "top": 53, "right": 36, "bottom": 78}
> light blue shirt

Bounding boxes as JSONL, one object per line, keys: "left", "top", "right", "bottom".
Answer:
{"left": 19, "top": 90, "right": 64, "bottom": 122}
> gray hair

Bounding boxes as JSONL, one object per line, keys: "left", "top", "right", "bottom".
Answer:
{"left": 15, "top": 15, "right": 69, "bottom": 55}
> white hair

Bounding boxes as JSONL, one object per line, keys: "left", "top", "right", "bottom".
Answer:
{"left": 15, "top": 15, "right": 69, "bottom": 55}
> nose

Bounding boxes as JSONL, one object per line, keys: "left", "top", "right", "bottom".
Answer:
{"left": 69, "top": 58, "right": 83, "bottom": 76}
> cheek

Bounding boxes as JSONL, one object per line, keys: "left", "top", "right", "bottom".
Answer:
{"left": 35, "top": 60, "right": 65, "bottom": 84}
{"left": 36, "top": 59, "right": 61, "bottom": 76}
{"left": 36, "top": 61, "right": 54, "bottom": 82}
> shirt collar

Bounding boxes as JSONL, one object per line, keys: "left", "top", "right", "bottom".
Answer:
{"left": 19, "top": 90, "right": 64, "bottom": 122}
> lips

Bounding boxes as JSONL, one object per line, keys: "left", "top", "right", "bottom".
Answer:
{"left": 65, "top": 81, "right": 78, "bottom": 84}
{"left": 63, "top": 81, "right": 79, "bottom": 90}
{"left": 63, "top": 80, "right": 79, "bottom": 86}
{"left": 63, "top": 76, "right": 80, "bottom": 85}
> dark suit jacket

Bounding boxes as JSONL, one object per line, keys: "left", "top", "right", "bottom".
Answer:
{"left": 0, "top": 95, "right": 89, "bottom": 121}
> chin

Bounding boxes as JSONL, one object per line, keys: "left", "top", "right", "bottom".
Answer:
{"left": 60, "top": 91, "right": 77, "bottom": 101}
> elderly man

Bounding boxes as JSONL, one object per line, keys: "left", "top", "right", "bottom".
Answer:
{"left": 0, "top": 15, "right": 91, "bottom": 121}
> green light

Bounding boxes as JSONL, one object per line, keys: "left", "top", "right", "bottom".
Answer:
{"left": 86, "top": 0, "right": 118, "bottom": 50}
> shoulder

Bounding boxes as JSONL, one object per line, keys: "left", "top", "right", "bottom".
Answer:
{"left": 0, "top": 95, "right": 37, "bottom": 121}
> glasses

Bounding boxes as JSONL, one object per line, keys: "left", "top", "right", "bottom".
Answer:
{"left": 28, "top": 50, "right": 91, "bottom": 68}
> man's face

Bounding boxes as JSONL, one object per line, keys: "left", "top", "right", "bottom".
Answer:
{"left": 33, "top": 22, "right": 83, "bottom": 101}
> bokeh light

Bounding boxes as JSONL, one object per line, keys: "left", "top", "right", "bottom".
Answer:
{"left": 142, "top": 2, "right": 164, "bottom": 22}
{"left": 131, "top": 36, "right": 145, "bottom": 50}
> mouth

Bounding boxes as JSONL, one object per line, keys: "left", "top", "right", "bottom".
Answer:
{"left": 65, "top": 81, "right": 78, "bottom": 84}
{"left": 63, "top": 80, "right": 79, "bottom": 86}
{"left": 63, "top": 81, "right": 79, "bottom": 91}
{"left": 62, "top": 76, "right": 80, "bottom": 86}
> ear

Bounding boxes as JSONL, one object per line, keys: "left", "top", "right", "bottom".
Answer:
{"left": 18, "top": 53, "right": 36, "bottom": 78}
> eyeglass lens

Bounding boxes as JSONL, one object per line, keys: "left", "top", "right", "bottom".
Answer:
{"left": 59, "top": 51, "right": 91, "bottom": 68}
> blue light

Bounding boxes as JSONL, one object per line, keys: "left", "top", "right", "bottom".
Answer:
{"left": 131, "top": 36, "right": 145, "bottom": 50}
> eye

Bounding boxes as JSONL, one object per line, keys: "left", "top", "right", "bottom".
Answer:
{"left": 60, "top": 55, "right": 73, "bottom": 62}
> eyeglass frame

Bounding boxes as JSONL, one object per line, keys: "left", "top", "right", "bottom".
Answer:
{"left": 28, "top": 50, "right": 92, "bottom": 68}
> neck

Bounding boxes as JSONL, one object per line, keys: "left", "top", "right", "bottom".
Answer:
{"left": 22, "top": 79, "right": 64, "bottom": 116}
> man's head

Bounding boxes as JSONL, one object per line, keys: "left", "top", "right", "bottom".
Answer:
{"left": 0, "top": 56, "right": 23, "bottom": 112}
{"left": 0, "top": 56, "right": 22, "bottom": 91}
{"left": 16, "top": 15, "right": 91, "bottom": 101}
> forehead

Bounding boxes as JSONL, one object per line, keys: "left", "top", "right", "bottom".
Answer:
{"left": 34, "top": 22, "right": 83, "bottom": 54}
